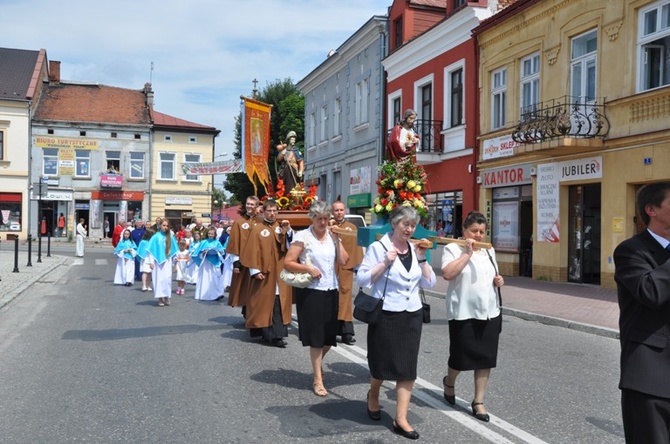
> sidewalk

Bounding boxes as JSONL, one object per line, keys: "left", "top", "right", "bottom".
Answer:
{"left": 0, "top": 241, "right": 620, "bottom": 339}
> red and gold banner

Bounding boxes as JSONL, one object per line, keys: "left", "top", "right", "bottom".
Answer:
{"left": 241, "top": 96, "right": 272, "bottom": 195}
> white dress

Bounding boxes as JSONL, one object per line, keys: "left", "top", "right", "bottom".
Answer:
{"left": 113, "top": 254, "right": 135, "bottom": 284}
{"left": 75, "top": 223, "right": 87, "bottom": 257}
{"left": 174, "top": 250, "right": 190, "bottom": 281}
{"left": 194, "top": 255, "right": 224, "bottom": 301}
{"left": 152, "top": 260, "right": 173, "bottom": 299}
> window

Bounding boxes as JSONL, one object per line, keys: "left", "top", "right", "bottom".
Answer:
{"left": 75, "top": 150, "right": 90, "bottom": 177}
{"left": 0, "top": 130, "right": 4, "bottom": 160}
{"left": 309, "top": 113, "right": 316, "bottom": 146}
{"left": 571, "top": 30, "right": 597, "bottom": 103}
{"left": 638, "top": 0, "right": 670, "bottom": 91}
{"left": 420, "top": 83, "right": 433, "bottom": 152}
{"left": 392, "top": 97, "right": 401, "bottom": 126}
{"left": 449, "top": 68, "right": 463, "bottom": 127}
{"left": 134, "top": 133, "right": 141, "bottom": 140}
{"left": 454, "top": 0, "right": 466, "bottom": 8}
{"left": 491, "top": 68, "right": 508, "bottom": 129}
{"left": 160, "top": 152, "right": 176, "bottom": 180}
{"left": 184, "top": 153, "right": 201, "bottom": 181}
{"left": 334, "top": 98, "right": 341, "bottom": 136}
{"left": 520, "top": 53, "right": 540, "bottom": 115}
{"left": 79, "top": 130, "right": 86, "bottom": 136}
{"left": 320, "top": 105, "right": 328, "bottom": 141}
{"left": 43, "top": 148, "right": 58, "bottom": 175}
{"left": 47, "top": 129, "right": 54, "bottom": 135}
{"left": 355, "top": 78, "right": 369, "bottom": 125}
{"left": 129, "top": 152, "right": 145, "bottom": 179}
{"left": 164, "top": 135, "right": 172, "bottom": 142}
{"left": 111, "top": 132, "right": 117, "bottom": 138}
{"left": 106, "top": 151, "right": 120, "bottom": 173}
{"left": 188, "top": 136, "right": 197, "bottom": 143}
{"left": 394, "top": 17, "right": 403, "bottom": 48}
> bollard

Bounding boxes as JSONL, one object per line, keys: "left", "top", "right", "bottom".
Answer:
{"left": 26, "top": 234, "right": 32, "bottom": 267}
{"left": 37, "top": 233, "right": 42, "bottom": 263}
{"left": 47, "top": 231, "right": 51, "bottom": 257}
{"left": 12, "top": 235, "right": 19, "bottom": 273}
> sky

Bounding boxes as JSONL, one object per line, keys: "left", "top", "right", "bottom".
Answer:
{"left": 0, "top": 0, "right": 391, "bottom": 186}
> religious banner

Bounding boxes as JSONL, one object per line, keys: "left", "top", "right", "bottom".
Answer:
{"left": 241, "top": 96, "right": 272, "bottom": 194}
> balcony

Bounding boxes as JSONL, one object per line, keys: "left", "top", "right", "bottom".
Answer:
{"left": 511, "top": 96, "right": 610, "bottom": 144}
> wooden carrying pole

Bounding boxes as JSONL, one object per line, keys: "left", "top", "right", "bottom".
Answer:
{"left": 428, "top": 236, "right": 492, "bottom": 250}
{"left": 370, "top": 232, "right": 433, "bottom": 249}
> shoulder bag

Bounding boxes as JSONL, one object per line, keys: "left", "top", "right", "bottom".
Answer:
{"left": 280, "top": 252, "right": 314, "bottom": 288}
{"left": 353, "top": 241, "right": 389, "bottom": 325}
{"left": 485, "top": 249, "right": 503, "bottom": 332}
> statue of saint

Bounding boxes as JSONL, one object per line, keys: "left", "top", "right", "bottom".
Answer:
{"left": 277, "top": 130, "right": 304, "bottom": 193}
{"left": 387, "top": 109, "right": 420, "bottom": 161}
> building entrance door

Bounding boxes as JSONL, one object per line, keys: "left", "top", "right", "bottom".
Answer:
{"left": 568, "top": 183, "right": 601, "bottom": 284}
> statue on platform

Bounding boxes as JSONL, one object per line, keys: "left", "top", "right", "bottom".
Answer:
{"left": 387, "top": 109, "right": 420, "bottom": 162}
{"left": 277, "top": 130, "right": 304, "bottom": 193}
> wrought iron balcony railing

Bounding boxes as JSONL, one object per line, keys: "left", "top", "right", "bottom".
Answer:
{"left": 511, "top": 96, "right": 610, "bottom": 144}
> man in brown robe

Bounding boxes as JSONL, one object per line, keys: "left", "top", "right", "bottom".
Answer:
{"left": 239, "top": 199, "right": 293, "bottom": 347}
{"left": 331, "top": 201, "right": 364, "bottom": 345}
{"left": 225, "top": 196, "right": 260, "bottom": 313}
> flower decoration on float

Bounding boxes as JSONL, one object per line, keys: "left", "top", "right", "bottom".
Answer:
{"left": 372, "top": 156, "right": 428, "bottom": 219}
{"left": 261, "top": 181, "right": 318, "bottom": 211}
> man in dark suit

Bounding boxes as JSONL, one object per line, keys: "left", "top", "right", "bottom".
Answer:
{"left": 614, "top": 181, "right": 670, "bottom": 444}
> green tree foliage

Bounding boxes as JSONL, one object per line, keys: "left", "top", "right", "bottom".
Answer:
{"left": 224, "top": 79, "right": 305, "bottom": 204}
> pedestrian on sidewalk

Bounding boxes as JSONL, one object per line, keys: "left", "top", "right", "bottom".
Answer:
{"left": 440, "top": 211, "right": 504, "bottom": 423}
{"left": 75, "top": 218, "right": 87, "bottom": 257}
{"left": 614, "top": 181, "right": 670, "bottom": 444}
{"left": 356, "top": 206, "right": 435, "bottom": 440}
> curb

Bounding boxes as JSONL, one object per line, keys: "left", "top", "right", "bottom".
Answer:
{"left": 422, "top": 289, "right": 619, "bottom": 340}
{"left": 0, "top": 255, "right": 69, "bottom": 311}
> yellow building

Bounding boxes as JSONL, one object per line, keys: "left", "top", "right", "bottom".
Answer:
{"left": 476, "top": 0, "right": 670, "bottom": 288}
{"left": 151, "top": 111, "right": 220, "bottom": 229}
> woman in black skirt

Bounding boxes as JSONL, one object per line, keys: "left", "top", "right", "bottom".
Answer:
{"left": 356, "top": 206, "right": 436, "bottom": 440}
{"left": 440, "top": 211, "right": 504, "bottom": 422}
{"left": 284, "top": 201, "right": 348, "bottom": 397}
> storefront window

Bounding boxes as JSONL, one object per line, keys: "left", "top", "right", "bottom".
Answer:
{"left": 43, "top": 148, "right": 58, "bottom": 176}
{"left": 0, "top": 193, "right": 22, "bottom": 232}
{"left": 425, "top": 191, "right": 462, "bottom": 237}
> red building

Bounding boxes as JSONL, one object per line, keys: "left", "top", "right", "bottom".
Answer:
{"left": 383, "top": 0, "right": 506, "bottom": 234}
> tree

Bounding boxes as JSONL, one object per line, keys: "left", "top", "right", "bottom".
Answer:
{"left": 224, "top": 79, "right": 305, "bottom": 203}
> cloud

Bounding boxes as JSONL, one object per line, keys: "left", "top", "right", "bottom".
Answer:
{"left": 1, "top": 0, "right": 390, "bottom": 184}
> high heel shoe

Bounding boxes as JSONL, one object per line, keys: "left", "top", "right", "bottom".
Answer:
{"left": 366, "top": 390, "right": 381, "bottom": 421}
{"left": 392, "top": 420, "right": 419, "bottom": 440}
{"left": 471, "top": 401, "right": 490, "bottom": 422}
{"left": 442, "top": 376, "right": 455, "bottom": 406}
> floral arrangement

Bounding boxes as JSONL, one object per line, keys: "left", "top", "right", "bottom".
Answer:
{"left": 372, "top": 157, "right": 428, "bottom": 219}
{"left": 261, "top": 179, "right": 317, "bottom": 211}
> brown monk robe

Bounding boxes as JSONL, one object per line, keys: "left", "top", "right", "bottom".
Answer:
{"left": 239, "top": 201, "right": 293, "bottom": 347}
{"left": 331, "top": 202, "right": 364, "bottom": 345}
{"left": 225, "top": 197, "right": 259, "bottom": 310}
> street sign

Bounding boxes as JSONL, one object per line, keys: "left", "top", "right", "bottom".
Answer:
{"left": 41, "top": 176, "right": 49, "bottom": 183}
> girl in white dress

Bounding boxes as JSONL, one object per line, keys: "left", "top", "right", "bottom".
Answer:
{"left": 113, "top": 229, "right": 137, "bottom": 286}
{"left": 137, "top": 228, "right": 154, "bottom": 292}
{"left": 174, "top": 240, "right": 190, "bottom": 295}
{"left": 186, "top": 231, "right": 202, "bottom": 285}
{"left": 192, "top": 227, "right": 225, "bottom": 301}
{"left": 147, "top": 218, "right": 178, "bottom": 307}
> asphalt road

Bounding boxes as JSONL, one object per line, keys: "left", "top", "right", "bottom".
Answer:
{"left": 0, "top": 249, "right": 624, "bottom": 443}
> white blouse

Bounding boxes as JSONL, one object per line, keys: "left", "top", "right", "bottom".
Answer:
{"left": 441, "top": 244, "right": 501, "bottom": 321}
{"left": 292, "top": 227, "right": 338, "bottom": 291}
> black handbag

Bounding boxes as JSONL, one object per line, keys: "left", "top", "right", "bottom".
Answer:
{"left": 420, "top": 288, "right": 431, "bottom": 323}
{"left": 353, "top": 242, "right": 390, "bottom": 325}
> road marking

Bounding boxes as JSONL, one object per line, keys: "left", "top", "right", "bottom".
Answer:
{"left": 71, "top": 258, "right": 84, "bottom": 266}
{"left": 291, "top": 317, "right": 549, "bottom": 444}
{"left": 95, "top": 259, "right": 109, "bottom": 266}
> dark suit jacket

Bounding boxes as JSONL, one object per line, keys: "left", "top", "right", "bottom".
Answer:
{"left": 613, "top": 229, "right": 670, "bottom": 398}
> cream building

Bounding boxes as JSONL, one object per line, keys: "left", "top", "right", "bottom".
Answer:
{"left": 476, "top": 0, "right": 670, "bottom": 288}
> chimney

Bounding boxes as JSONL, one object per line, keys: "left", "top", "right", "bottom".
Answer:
{"left": 49, "top": 60, "right": 61, "bottom": 85}
{"left": 144, "top": 82, "right": 154, "bottom": 107}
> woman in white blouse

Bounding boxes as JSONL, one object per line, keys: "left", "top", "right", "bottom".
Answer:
{"left": 441, "top": 211, "right": 504, "bottom": 423}
{"left": 284, "top": 201, "right": 348, "bottom": 398}
{"left": 356, "top": 206, "right": 435, "bottom": 440}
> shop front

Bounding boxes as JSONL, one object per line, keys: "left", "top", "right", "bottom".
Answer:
{"left": 480, "top": 163, "right": 534, "bottom": 277}
{"left": 90, "top": 190, "right": 145, "bottom": 239}
{"left": 29, "top": 188, "right": 73, "bottom": 238}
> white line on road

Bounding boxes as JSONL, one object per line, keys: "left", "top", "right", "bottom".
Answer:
{"left": 291, "top": 317, "right": 549, "bottom": 444}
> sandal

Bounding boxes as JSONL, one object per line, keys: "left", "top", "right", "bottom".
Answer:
{"left": 158, "top": 298, "right": 165, "bottom": 307}
{"left": 312, "top": 382, "right": 328, "bottom": 397}
{"left": 164, "top": 298, "right": 171, "bottom": 306}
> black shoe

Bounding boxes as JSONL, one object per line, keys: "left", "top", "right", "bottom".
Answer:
{"left": 366, "top": 390, "right": 381, "bottom": 421}
{"left": 272, "top": 339, "right": 287, "bottom": 348}
{"left": 342, "top": 335, "right": 356, "bottom": 345}
{"left": 471, "top": 401, "right": 490, "bottom": 422}
{"left": 442, "top": 376, "right": 455, "bottom": 406}
{"left": 392, "top": 421, "right": 419, "bottom": 440}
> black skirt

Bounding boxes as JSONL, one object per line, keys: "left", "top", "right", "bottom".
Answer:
{"left": 448, "top": 314, "right": 502, "bottom": 371}
{"left": 295, "top": 288, "right": 339, "bottom": 348}
{"left": 367, "top": 309, "right": 423, "bottom": 381}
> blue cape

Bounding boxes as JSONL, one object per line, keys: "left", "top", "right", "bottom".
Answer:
{"left": 146, "top": 231, "right": 179, "bottom": 264}
{"left": 191, "top": 238, "right": 225, "bottom": 267}
{"left": 114, "top": 238, "right": 137, "bottom": 260}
